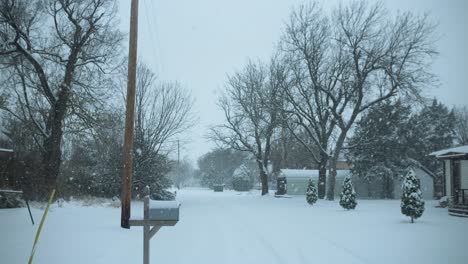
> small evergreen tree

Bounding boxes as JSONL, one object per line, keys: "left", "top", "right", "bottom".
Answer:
{"left": 306, "top": 179, "right": 318, "bottom": 205}
{"left": 401, "top": 170, "right": 425, "bottom": 223}
{"left": 339, "top": 177, "right": 357, "bottom": 210}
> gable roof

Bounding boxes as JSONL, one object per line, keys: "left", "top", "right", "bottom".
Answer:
{"left": 0, "top": 148, "right": 13, "bottom": 153}
{"left": 430, "top": 145, "right": 468, "bottom": 159}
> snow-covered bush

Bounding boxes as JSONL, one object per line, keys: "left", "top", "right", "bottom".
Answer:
{"left": 109, "top": 196, "right": 120, "bottom": 208}
{"left": 150, "top": 187, "right": 176, "bottom": 201}
{"left": 401, "top": 169, "right": 425, "bottom": 223}
{"left": 437, "top": 196, "right": 451, "bottom": 208}
{"left": 306, "top": 179, "right": 318, "bottom": 205}
{"left": 340, "top": 177, "right": 357, "bottom": 210}
{"left": 0, "top": 192, "right": 24, "bottom": 208}
{"left": 232, "top": 164, "right": 254, "bottom": 191}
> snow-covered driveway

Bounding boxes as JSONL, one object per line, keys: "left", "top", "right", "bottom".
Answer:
{"left": 1, "top": 188, "right": 468, "bottom": 264}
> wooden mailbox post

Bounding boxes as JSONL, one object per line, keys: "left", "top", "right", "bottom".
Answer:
{"left": 129, "top": 187, "right": 179, "bottom": 264}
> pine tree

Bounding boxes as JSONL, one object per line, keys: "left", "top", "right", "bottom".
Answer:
{"left": 347, "top": 100, "right": 412, "bottom": 198}
{"left": 340, "top": 177, "right": 357, "bottom": 210}
{"left": 407, "top": 99, "right": 456, "bottom": 196}
{"left": 306, "top": 179, "right": 318, "bottom": 205}
{"left": 411, "top": 100, "right": 456, "bottom": 165}
{"left": 401, "top": 170, "right": 425, "bottom": 223}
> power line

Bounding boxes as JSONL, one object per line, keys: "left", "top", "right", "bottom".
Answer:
{"left": 148, "top": 0, "right": 164, "bottom": 76}
{"left": 142, "top": 0, "right": 163, "bottom": 76}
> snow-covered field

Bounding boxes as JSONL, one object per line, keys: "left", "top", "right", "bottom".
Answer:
{"left": 1, "top": 188, "right": 468, "bottom": 264}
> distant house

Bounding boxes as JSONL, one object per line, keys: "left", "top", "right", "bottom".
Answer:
{"left": 431, "top": 145, "right": 468, "bottom": 217}
{"left": 352, "top": 166, "right": 435, "bottom": 199}
{"left": 279, "top": 169, "right": 350, "bottom": 196}
{"left": 280, "top": 165, "right": 434, "bottom": 199}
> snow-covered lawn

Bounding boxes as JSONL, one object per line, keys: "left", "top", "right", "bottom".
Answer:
{"left": 1, "top": 188, "right": 467, "bottom": 264}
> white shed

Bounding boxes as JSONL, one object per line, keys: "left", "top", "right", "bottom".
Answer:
{"left": 279, "top": 169, "right": 350, "bottom": 196}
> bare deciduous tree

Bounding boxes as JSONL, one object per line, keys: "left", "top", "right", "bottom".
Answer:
{"left": 281, "top": 1, "right": 437, "bottom": 199}
{"left": 120, "top": 61, "right": 196, "bottom": 197}
{"left": 0, "top": 0, "right": 123, "bottom": 199}
{"left": 122, "top": 62, "right": 196, "bottom": 157}
{"left": 280, "top": 3, "right": 338, "bottom": 198}
{"left": 454, "top": 106, "right": 468, "bottom": 146}
{"left": 210, "top": 59, "right": 286, "bottom": 195}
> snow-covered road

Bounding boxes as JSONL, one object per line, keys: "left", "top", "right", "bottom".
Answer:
{"left": 1, "top": 188, "right": 468, "bottom": 264}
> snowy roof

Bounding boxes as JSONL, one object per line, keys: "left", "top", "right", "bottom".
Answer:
{"left": 149, "top": 200, "right": 180, "bottom": 209}
{"left": 0, "top": 148, "right": 13, "bottom": 153}
{"left": 280, "top": 169, "right": 350, "bottom": 179}
{"left": 430, "top": 145, "right": 468, "bottom": 159}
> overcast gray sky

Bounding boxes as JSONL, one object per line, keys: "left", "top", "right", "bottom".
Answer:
{"left": 117, "top": 0, "right": 468, "bottom": 164}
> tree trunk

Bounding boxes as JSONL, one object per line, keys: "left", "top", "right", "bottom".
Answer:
{"left": 257, "top": 162, "right": 269, "bottom": 195}
{"left": 39, "top": 86, "right": 70, "bottom": 200}
{"left": 40, "top": 123, "right": 63, "bottom": 200}
{"left": 387, "top": 177, "right": 394, "bottom": 199}
{"left": 381, "top": 175, "right": 394, "bottom": 199}
{"left": 326, "top": 133, "right": 346, "bottom": 200}
{"left": 367, "top": 181, "right": 373, "bottom": 198}
{"left": 381, "top": 176, "right": 387, "bottom": 199}
{"left": 318, "top": 162, "right": 327, "bottom": 199}
{"left": 411, "top": 217, "right": 414, "bottom": 223}
{"left": 326, "top": 165, "right": 337, "bottom": 200}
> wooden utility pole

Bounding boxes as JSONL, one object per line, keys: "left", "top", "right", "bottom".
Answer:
{"left": 121, "top": 0, "right": 139, "bottom": 229}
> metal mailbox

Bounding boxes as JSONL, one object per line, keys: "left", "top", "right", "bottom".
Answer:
{"left": 149, "top": 200, "right": 180, "bottom": 221}
{"left": 129, "top": 187, "right": 179, "bottom": 264}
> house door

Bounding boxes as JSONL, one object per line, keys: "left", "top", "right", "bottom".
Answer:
{"left": 452, "top": 160, "right": 461, "bottom": 204}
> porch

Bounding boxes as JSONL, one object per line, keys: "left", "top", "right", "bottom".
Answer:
{"left": 449, "top": 189, "right": 468, "bottom": 217}
{"left": 431, "top": 145, "right": 468, "bottom": 218}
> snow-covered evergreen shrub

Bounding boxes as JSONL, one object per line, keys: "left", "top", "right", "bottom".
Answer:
{"left": 0, "top": 192, "right": 24, "bottom": 208}
{"left": 401, "top": 169, "right": 425, "bottom": 223}
{"left": 306, "top": 179, "right": 318, "bottom": 205}
{"left": 340, "top": 177, "right": 357, "bottom": 210}
{"left": 437, "top": 196, "right": 451, "bottom": 208}
{"left": 232, "top": 164, "right": 254, "bottom": 191}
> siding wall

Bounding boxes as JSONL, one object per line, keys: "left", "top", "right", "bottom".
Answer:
{"left": 391, "top": 169, "right": 434, "bottom": 199}
{"left": 287, "top": 178, "right": 308, "bottom": 195}
{"left": 461, "top": 160, "right": 468, "bottom": 189}
{"left": 411, "top": 167, "right": 434, "bottom": 199}
{"left": 352, "top": 168, "right": 434, "bottom": 199}
{"left": 286, "top": 168, "right": 434, "bottom": 199}
{"left": 286, "top": 177, "right": 345, "bottom": 196}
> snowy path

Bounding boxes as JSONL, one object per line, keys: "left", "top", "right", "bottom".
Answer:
{"left": 1, "top": 188, "right": 468, "bottom": 264}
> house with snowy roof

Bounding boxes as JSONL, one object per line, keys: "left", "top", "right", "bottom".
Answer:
{"left": 430, "top": 145, "right": 468, "bottom": 217}
{"left": 279, "top": 169, "right": 351, "bottom": 196}
{"left": 351, "top": 165, "right": 435, "bottom": 199}
{"left": 279, "top": 165, "right": 434, "bottom": 199}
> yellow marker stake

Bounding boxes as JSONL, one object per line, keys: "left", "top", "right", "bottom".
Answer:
{"left": 28, "top": 189, "right": 56, "bottom": 264}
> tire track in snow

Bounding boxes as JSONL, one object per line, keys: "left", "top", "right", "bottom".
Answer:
{"left": 308, "top": 229, "right": 372, "bottom": 264}
{"left": 219, "top": 198, "right": 287, "bottom": 264}
{"left": 185, "top": 193, "right": 370, "bottom": 264}
{"left": 228, "top": 196, "right": 371, "bottom": 264}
